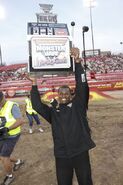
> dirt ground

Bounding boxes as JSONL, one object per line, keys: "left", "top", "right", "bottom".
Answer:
{"left": 0, "top": 90, "right": 123, "bottom": 185}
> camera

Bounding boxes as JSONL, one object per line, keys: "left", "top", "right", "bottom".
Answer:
{"left": 0, "top": 117, "right": 8, "bottom": 139}
{"left": 0, "top": 116, "right": 6, "bottom": 127}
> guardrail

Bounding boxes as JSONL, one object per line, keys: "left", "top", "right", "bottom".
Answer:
{"left": 0, "top": 72, "right": 123, "bottom": 97}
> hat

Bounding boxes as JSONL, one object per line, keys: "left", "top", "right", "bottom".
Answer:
{"left": 0, "top": 91, "right": 4, "bottom": 102}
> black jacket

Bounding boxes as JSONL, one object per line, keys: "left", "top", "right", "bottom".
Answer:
{"left": 31, "top": 63, "right": 96, "bottom": 158}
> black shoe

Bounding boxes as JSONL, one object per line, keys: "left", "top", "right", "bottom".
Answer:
{"left": 13, "top": 160, "right": 24, "bottom": 171}
{"left": 1, "top": 175, "right": 15, "bottom": 185}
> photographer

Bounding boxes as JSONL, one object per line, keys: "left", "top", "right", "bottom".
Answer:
{"left": 0, "top": 91, "right": 24, "bottom": 185}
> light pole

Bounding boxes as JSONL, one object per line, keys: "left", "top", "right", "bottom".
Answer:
{"left": 83, "top": 0, "right": 97, "bottom": 56}
{"left": 82, "top": 26, "right": 89, "bottom": 73}
{"left": 71, "top": 21, "right": 75, "bottom": 47}
{"left": 120, "top": 42, "right": 123, "bottom": 54}
{"left": 71, "top": 21, "right": 75, "bottom": 71}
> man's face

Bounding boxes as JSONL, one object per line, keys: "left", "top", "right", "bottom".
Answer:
{"left": 0, "top": 96, "right": 6, "bottom": 109}
{"left": 58, "top": 87, "right": 71, "bottom": 104}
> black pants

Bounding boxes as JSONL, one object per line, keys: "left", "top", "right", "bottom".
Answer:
{"left": 55, "top": 151, "right": 93, "bottom": 185}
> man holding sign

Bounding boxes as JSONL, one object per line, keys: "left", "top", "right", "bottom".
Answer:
{"left": 29, "top": 47, "right": 95, "bottom": 185}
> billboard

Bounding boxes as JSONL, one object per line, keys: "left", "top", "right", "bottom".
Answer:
{"left": 29, "top": 36, "right": 73, "bottom": 72}
{"left": 27, "top": 22, "right": 73, "bottom": 73}
{"left": 82, "top": 49, "right": 100, "bottom": 57}
{"left": 27, "top": 22, "right": 69, "bottom": 36}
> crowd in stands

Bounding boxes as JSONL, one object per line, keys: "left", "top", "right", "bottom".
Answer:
{"left": 0, "top": 55, "right": 123, "bottom": 82}
{"left": 0, "top": 71, "right": 27, "bottom": 82}
{"left": 86, "top": 55, "right": 123, "bottom": 74}
{"left": 0, "top": 64, "right": 27, "bottom": 82}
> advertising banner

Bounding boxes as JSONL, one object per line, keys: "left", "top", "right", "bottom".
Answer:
{"left": 27, "top": 22, "right": 69, "bottom": 36}
{"left": 29, "top": 36, "right": 72, "bottom": 72}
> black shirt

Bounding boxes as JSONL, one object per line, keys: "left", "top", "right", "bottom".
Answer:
{"left": 31, "top": 63, "right": 96, "bottom": 158}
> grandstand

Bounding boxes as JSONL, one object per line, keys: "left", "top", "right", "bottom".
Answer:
{"left": 86, "top": 55, "right": 123, "bottom": 73}
{"left": 0, "top": 63, "right": 27, "bottom": 82}
{"left": 1, "top": 3, "right": 123, "bottom": 98}
{"left": 0, "top": 54, "right": 123, "bottom": 98}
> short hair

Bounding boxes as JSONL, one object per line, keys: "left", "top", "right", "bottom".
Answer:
{"left": 0, "top": 91, "right": 4, "bottom": 102}
{"left": 58, "top": 85, "right": 71, "bottom": 93}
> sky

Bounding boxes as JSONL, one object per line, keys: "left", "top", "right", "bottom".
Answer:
{"left": 0, "top": 0, "right": 123, "bottom": 65}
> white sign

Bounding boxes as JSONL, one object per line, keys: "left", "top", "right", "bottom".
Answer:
{"left": 31, "top": 36, "right": 71, "bottom": 69}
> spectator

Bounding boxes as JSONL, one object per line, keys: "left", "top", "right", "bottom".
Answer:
{"left": 25, "top": 95, "right": 44, "bottom": 134}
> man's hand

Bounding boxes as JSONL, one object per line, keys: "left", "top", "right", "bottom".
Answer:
{"left": 25, "top": 74, "right": 37, "bottom": 85}
{"left": 26, "top": 74, "right": 47, "bottom": 86}
{"left": 70, "top": 47, "right": 82, "bottom": 63}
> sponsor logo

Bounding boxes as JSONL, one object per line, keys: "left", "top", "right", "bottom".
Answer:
{"left": 114, "top": 82, "right": 123, "bottom": 88}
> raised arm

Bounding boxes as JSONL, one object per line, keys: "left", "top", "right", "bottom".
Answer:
{"left": 28, "top": 76, "right": 51, "bottom": 123}
{"left": 70, "top": 48, "right": 89, "bottom": 109}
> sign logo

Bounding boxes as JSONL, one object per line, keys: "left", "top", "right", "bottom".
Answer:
{"left": 31, "top": 36, "right": 71, "bottom": 69}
